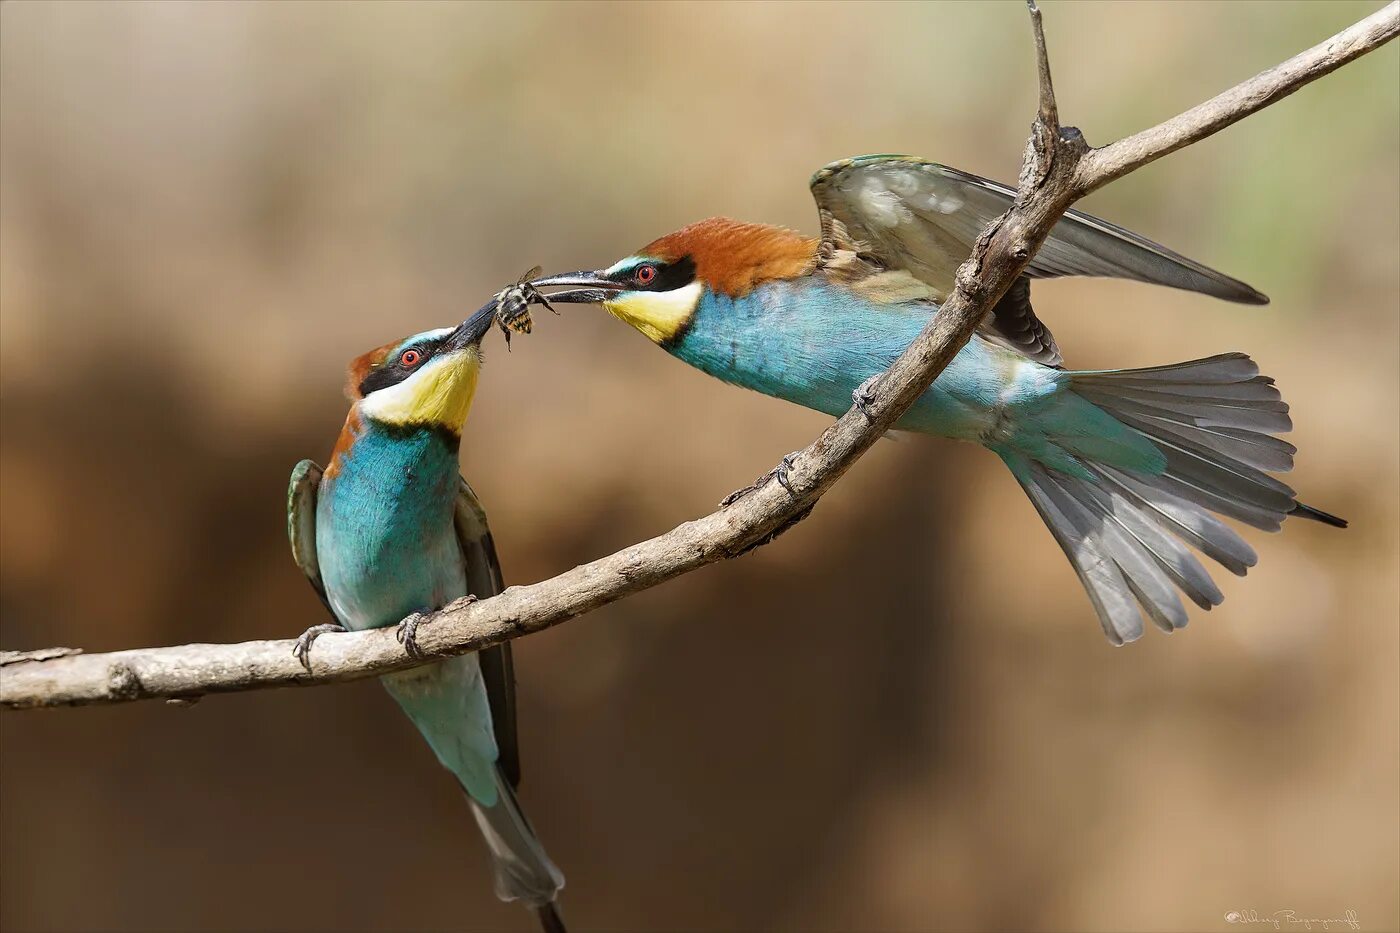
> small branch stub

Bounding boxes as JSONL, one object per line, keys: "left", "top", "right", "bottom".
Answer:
{"left": 1028, "top": 0, "right": 1060, "bottom": 131}
{"left": 1019, "top": 0, "right": 1083, "bottom": 195}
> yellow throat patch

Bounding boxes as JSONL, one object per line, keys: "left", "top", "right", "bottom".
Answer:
{"left": 604, "top": 281, "right": 702, "bottom": 344}
{"left": 359, "top": 347, "right": 482, "bottom": 430}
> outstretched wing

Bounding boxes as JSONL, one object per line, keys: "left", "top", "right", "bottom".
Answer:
{"left": 287, "top": 460, "right": 332, "bottom": 613}
{"left": 810, "top": 156, "right": 1268, "bottom": 367}
{"left": 453, "top": 477, "right": 521, "bottom": 789}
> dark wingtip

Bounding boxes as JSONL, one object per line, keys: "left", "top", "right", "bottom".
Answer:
{"left": 1292, "top": 502, "right": 1348, "bottom": 528}
{"left": 533, "top": 902, "right": 568, "bottom": 933}
{"left": 1216, "top": 277, "right": 1269, "bottom": 305}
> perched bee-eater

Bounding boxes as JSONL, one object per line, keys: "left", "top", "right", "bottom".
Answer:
{"left": 529, "top": 156, "right": 1345, "bottom": 645}
{"left": 286, "top": 304, "right": 566, "bottom": 931}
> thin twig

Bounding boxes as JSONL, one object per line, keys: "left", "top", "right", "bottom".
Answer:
{"left": 1076, "top": 1, "right": 1399, "bottom": 194}
{"left": 2, "top": 3, "right": 1396, "bottom": 709}
{"left": 1027, "top": 0, "right": 1059, "bottom": 131}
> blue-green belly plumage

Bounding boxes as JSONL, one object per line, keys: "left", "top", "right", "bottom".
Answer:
{"left": 316, "top": 426, "right": 464, "bottom": 631}
{"left": 315, "top": 423, "right": 498, "bottom": 804}
{"left": 672, "top": 278, "right": 1162, "bottom": 477}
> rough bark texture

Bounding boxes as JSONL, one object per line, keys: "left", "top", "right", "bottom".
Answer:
{"left": 3, "top": 2, "right": 1396, "bottom": 710}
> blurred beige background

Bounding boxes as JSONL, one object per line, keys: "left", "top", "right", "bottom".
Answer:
{"left": 1, "top": 2, "right": 1396, "bottom": 931}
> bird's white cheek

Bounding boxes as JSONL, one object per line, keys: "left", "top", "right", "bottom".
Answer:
{"left": 603, "top": 281, "right": 703, "bottom": 344}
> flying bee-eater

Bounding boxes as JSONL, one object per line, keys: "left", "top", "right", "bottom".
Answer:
{"left": 527, "top": 156, "right": 1345, "bottom": 645}
{"left": 286, "top": 303, "right": 566, "bottom": 931}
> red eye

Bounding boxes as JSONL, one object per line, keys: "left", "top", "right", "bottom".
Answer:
{"left": 635, "top": 264, "right": 657, "bottom": 285}
{"left": 400, "top": 349, "right": 422, "bottom": 367}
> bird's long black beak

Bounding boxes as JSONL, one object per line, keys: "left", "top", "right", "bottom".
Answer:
{"left": 443, "top": 298, "right": 501, "bottom": 351}
{"left": 527, "top": 270, "right": 624, "bottom": 304}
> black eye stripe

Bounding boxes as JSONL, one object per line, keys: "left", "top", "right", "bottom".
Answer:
{"left": 357, "top": 336, "right": 444, "bottom": 396}
{"left": 651, "top": 256, "right": 696, "bottom": 291}
{"left": 611, "top": 255, "right": 697, "bottom": 292}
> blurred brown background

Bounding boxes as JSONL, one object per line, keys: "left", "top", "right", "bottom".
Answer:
{"left": 2, "top": 2, "right": 1396, "bottom": 931}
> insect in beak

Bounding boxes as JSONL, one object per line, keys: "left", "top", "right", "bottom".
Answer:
{"left": 492, "top": 266, "right": 556, "bottom": 350}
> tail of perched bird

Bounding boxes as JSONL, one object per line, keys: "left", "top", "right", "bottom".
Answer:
{"left": 997, "top": 352, "right": 1345, "bottom": 645}
{"left": 468, "top": 767, "right": 567, "bottom": 917}
{"left": 383, "top": 658, "right": 564, "bottom": 929}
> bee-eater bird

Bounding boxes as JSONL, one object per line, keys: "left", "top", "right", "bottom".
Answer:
{"left": 529, "top": 156, "right": 1346, "bottom": 645}
{"left": 286, "top": 305, "right": 566, "bottom": 931}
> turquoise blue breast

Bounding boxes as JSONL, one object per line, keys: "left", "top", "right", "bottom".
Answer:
{"left": 670, "top": 278, "right": 1058, "bottom": 439}
{"left": 315, "top": 424, "right": 466, "bottom": 632}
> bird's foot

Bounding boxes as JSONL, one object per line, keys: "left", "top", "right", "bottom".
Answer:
{"left": 395, "top": 613, "right": 429, "bottom": 661}
{"left": 771, "top": 452, "right": 798, "bottom": 494}
{"left": 720, "top": 452, "right": 800, "bottom": 506}
{"left": 853, "top": 376, "right": 879, "bottom": 420}
{"left": 292, "top": 622, "right": 347, "bottom": 672}
{"left": 395, "top": 597, "right": 477, "bottom": 660}
{"left": 719, "top": 483, "right": 755, "bottom": 507}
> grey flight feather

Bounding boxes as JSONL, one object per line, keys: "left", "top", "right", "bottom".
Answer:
{"left": 453, "top": 479, "right": 565, "bottom": 914}
{"left": 810, "top": 156, "right": 1268, "bottom": 369}
{"left": 454, "top": 478, "right": 521, "bottom": 790}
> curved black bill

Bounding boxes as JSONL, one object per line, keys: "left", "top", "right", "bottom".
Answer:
{"left": 444, "top": 298, "right": 502, "bottom": 351}
{"left": 527, "top": 270, "right": 622, "bottom": 304}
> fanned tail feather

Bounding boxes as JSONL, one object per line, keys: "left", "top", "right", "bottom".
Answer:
{"left": 1004, "top": 353, "right": 1345, "bottom": 644}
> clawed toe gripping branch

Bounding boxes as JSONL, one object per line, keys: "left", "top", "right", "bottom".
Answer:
{"left": 852, "top": 376, "right": 879, "bottom": 420}
{"left": 395, "top": 614, "right": 429, "bottom": 661}
{"left": 720, "top": 452, "right": 801, "bottom": 507}
{"left": 2, "top": 1, "right": 1395, "bottom": 709}
{"left": 397, "top": 596, "right": 477, "bottom": 661}
{"left": 292, "top": 623, "right": 346, "bottom": 672}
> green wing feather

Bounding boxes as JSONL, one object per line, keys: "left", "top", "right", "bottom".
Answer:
{"left": 287, "top": 459, "right": 332, "bottom": 614}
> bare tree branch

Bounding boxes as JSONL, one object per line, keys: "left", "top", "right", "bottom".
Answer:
{"left": 1075, "top": 1, "right": 1400, "bottom": 194}
{"left": 3, "top": 2, "right": 1395, "bottom": 710}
